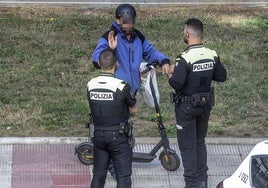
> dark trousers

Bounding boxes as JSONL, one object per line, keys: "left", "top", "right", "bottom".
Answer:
{"left": 91, "top": 130, "right": 132, "bottom": 188}
{"left": 175, "top": 101, "right": 212, "bottom": 188}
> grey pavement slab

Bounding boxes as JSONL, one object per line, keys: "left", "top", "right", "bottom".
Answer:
{"left": 0, "top": 137, "right": 266, "bottom": 188}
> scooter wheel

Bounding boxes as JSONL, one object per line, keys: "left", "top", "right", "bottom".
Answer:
{"left": 76, "top": 144, "right": 94, "bottom": 165}
{"left": 159, "top": 151, "right": 180, "bottom": 171}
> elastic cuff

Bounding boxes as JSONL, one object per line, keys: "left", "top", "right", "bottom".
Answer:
{"left": 161, "top": 59, "right": 171, "bottom": 66}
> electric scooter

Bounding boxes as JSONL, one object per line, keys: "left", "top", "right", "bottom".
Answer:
{"left": 75, "top": 62, "right": 180, "bottom": 171}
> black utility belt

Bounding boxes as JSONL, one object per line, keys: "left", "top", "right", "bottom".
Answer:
{"left": 95, "top": 121, "right": 133, "bottom": 135}
{"left": 184, "top": 93, "right": 211, "bottom": 103}
{"left": 94, "top": 126, "right": 120, "bottom": 131}
{"left": 170, "top": 92, "right": 212, "bottom": 107}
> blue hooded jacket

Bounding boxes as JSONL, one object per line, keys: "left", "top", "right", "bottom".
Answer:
{"left": 92, "top": 21, "right": 170, "bottom": 93}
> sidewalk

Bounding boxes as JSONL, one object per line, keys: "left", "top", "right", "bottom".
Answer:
{"left": 0, "top": 137, "right": 266, "bottom": 188}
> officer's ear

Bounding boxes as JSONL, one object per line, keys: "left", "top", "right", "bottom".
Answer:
{"left": 186, "top": 32, "right": 190, "bottom": 38}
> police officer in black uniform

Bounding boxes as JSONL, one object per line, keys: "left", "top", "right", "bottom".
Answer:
{"left": 87, "top": 48, "right": 137, "bottom": 188}
{"left": 168, "top": 18, "right": 227, "bottom": 188}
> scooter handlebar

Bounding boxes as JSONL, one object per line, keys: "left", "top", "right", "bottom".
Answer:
{"left": 140, "top": 60, "right": 159, "bottom": 75}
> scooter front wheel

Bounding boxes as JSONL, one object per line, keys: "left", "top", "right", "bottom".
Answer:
{"left": 76, "top": 142, "right": 94, "bottom": 165}
{"left": 159, "top": 151, "right": 180, "bottom": 171}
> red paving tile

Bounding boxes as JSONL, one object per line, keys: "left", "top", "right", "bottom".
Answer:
{"left": 12, "top": 175, "right": 51, "bottom": 188}
{"left": 52, "top": 186, "right": 91, "bottom": 188}
{"left": 11, "top": 144, "right": 91, "bottom": 188}
{"left": 52, "top": 175, "right": 90, "bottom": 185}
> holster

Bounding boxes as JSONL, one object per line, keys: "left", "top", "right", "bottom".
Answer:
{"left": 119, "top": 121, "right": 135, "bottom": 148}
{"left": 191, "top": 92, "right": 211, "bottom": 107}
{"left": 85, "top": 113, "right": 94, "bottom": 140}
{"left": 191, "top": 87, "right": 215, "bottom": 107}
{"left": 89, "top": 124, "right": 94, "bottom": 139}
{"left": 119, "top": 121, "right": 132, "bottom": 135}
{"left": 84, "top": 122, "right": 94, "bottom": 141}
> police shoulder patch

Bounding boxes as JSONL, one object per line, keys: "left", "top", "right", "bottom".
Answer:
{"left": 117, "top": 81, "right": 126, "bottom": 91}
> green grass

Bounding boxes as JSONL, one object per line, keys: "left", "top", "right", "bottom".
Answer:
{"left": 0, "top": 5, "right": 267, "bottom": 137}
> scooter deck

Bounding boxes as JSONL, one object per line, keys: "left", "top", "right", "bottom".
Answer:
{"left": 132, "top": 152, "right": 156, "bottom": 163}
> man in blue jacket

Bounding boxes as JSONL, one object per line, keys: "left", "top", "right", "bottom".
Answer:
{"left": 92, "top": 3, "right": 171, "bottom": 96}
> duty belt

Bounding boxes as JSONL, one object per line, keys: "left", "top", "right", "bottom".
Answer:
{"left": 170, "top": 92, "right": 212, "bottom": 104}
{"left": 94, "top": 121, "right": 132, "bottom": 134}
{"left": 93, "top": 122, "right": 135, "bottom": 148}
{"left": 170, "top": 92, "right": 191, "bottom": 103}
{"left": 94, "top": 125, "right": 121, "bottom": 131}
{"left": 181, "top": 95, "right": 192, "bottom": 102}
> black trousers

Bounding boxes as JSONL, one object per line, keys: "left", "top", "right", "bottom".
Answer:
{"left": 91, "top": 130, "right": 132, "bottom": 188}
{"left": 175, "top": 101, "right": 212, "bottom": 188}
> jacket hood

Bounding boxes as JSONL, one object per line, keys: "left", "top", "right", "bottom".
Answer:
{"left": 112, "top": 21, "right": 123, "bottom": 33}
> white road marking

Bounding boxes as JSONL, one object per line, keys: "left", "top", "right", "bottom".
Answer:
{"left": 0, "top": 144, "right": 12, "bottom": 188}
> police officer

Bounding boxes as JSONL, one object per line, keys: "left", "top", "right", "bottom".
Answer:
{"left": 168, "top": 18, "right": 227, "bottom": 188}
{"left": 87, "top": 48, "right": 137, "bottom": 188}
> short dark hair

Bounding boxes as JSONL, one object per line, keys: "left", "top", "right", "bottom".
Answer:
{"left": 99, "top": 48, "right": 117, "bottom": 70}
{"left": 185, "top": 18, "right": 203, "bottom": 34}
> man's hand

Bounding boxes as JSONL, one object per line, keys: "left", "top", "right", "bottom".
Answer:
{"left": 161, "top": 63, "right": 170, "bottom": 74}
{"left": 169, "top": 64, "right": 175, "bottom": 74}
{"left": 167, "top": 64, "right": 175, "bottom": 79}
{"left": 129, "top": 104, "right": 138, "bottom": 115}
{"left": 108, "top": 31, "right": 117, "bottom": 49}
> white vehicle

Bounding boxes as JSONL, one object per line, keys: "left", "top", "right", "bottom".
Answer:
{"left": 216, "top": 140, "right": 268, "bottom": 188}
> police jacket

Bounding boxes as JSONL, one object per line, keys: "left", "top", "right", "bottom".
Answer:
{"left": 87, "top": 72, "right": 136, "bottom": 126}
{"left": 169, "top": 44, "right": 227, "bottom": 95}
{"left": 91, "top": 21, "right": 170, "bottom": 93}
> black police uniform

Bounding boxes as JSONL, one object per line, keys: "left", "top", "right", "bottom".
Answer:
{"left": 169, "top": 44, "right": 227, "bottom": 188}
{"left": 87, "top": 72, "right": 136, "bottom": 188}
